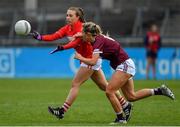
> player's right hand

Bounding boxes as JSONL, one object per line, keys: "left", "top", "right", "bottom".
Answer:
{"left": 30, "top": 31, "right": 42, "bottom": 40}
{"left": 74, "top": 52, "right": 82, "bottom": 60}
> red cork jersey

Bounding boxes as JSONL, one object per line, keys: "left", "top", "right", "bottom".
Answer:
{"left": 145, "top": 32, "right": 161, "bottom": 52}
{"left": 41, "top": 20, "right": 93, "bottom": 58}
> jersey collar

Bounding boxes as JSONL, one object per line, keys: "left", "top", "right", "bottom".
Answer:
{"left": 71, "top": 20, "right": 82, "bottom": 30}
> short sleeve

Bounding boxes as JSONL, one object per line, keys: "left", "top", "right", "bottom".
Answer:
{"left": 93, "top": 36, "right": 104, "bottom": 54}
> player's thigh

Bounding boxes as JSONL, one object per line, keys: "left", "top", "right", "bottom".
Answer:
{"left": 147, "top": 57, "right": 153, "bottom": 64}
{"left": 152, "top": 58, "right": 156, "bottom": 66}
{"left": 121, "top": 79, "right": 135, "bottom": 99}
{"left": 107, "top": 71, "right": 131, "bottom": 92}
{"left": 72, "top": 67, "right": 94, "bottom": 85}
{"left": 91, "top": 69, "right": 108, "bottom": 90}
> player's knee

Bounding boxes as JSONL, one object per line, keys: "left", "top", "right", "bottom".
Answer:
{"left": 71, "top": 80, "right": 81, "bottom": 88}
{"left": 105, "top": 85, "right": 114, "bottom": 97}
{"left": 126, "top": 95, "right": 137, "bottom": 102}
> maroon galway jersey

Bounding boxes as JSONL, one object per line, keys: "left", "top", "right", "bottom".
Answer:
{"left": 92, "top": 35, "right": 129, "bottom": 69}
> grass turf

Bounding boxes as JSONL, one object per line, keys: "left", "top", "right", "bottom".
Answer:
{"left": 0, "top": 79, "right": 179, "bottom": 126}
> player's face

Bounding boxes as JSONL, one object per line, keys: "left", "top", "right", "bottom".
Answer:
{"left": 151, "top": 25, "right": 158, "bottom": 32}
{"left": 82, "top": 31, "right": 94, "bottom": 43}
{"left": 66, "top": 10, "right": 79, "bottom": 25}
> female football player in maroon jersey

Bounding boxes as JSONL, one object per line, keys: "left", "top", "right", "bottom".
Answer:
{"left": 144, "top": 24, "right": 161, "bottom": 80}
{"left": 75, "top": 22, "right": 175, "bottom": 124}
{"left": 31, "top": 7, "right": 132, "bottom": 120}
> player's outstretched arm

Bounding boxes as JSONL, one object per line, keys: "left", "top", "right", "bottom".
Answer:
{"left": 49, "top": 38, "right": 82, "bottom": 54}
{"left": 49, "top": 45, "right": 64, "bottom": 54}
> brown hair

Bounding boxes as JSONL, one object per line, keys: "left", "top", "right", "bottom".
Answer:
{"left": 83, "top": 22, "right": 102, "bottom": 36}
{"left": 68, "top": 7, "right": 85, "bottom": 23}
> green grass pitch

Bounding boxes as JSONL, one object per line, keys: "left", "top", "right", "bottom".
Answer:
{"left": 0, "top": 79, "right": 179, "bottom": 126}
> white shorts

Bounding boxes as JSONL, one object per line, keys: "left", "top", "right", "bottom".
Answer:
{"left": 80, "top": 58, "right": 102, "bottom": 71}
{"left": 116, "top": 58, "right": 136, "bottom": 76}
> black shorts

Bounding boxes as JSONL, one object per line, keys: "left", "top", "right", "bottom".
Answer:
{"left": 146, "top": 50, "right": 157, "bottom": 58}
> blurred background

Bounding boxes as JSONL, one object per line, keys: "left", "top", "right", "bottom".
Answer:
{"left": 0, "top": 0, "right": 180, "bottom": 79}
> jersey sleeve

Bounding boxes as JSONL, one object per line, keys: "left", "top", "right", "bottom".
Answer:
{"left": 63, "top": 38, "right": 82, "bottom": 49}
{"left": 41, "top": 26, "right": 67, "bottom": 41}
{"left": 93, "top": 37, "right": 104, "bottom": 54}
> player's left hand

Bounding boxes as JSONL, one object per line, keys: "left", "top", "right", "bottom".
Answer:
{"left": 49, "top": 45, "right": 64, "bottom": 54}
{"left": 74, "top": 52, "right": 82, "bottom": 60}
{"left": 30, "top": 31, "right": 42, "bottom": 40}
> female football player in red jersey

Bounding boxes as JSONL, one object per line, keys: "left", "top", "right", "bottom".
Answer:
{"left": 144, "top": 24, "right": 161, "bottom": 80}
{"left": 74, "top": 22, "right": 175, "bottom": 124}
{"left": 31, "top": 7, "right": 132, "bottom": 121}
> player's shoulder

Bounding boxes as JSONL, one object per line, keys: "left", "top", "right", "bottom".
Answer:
{"left": 95, "top": 35, "right": 105, "bottom": 41}
{"left": 63, "top": 24, "right": 70, "bottom": 29}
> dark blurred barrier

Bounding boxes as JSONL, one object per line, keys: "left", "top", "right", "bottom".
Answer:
{"left": 1, "top": 0, "right": 180, "bottom": 47}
